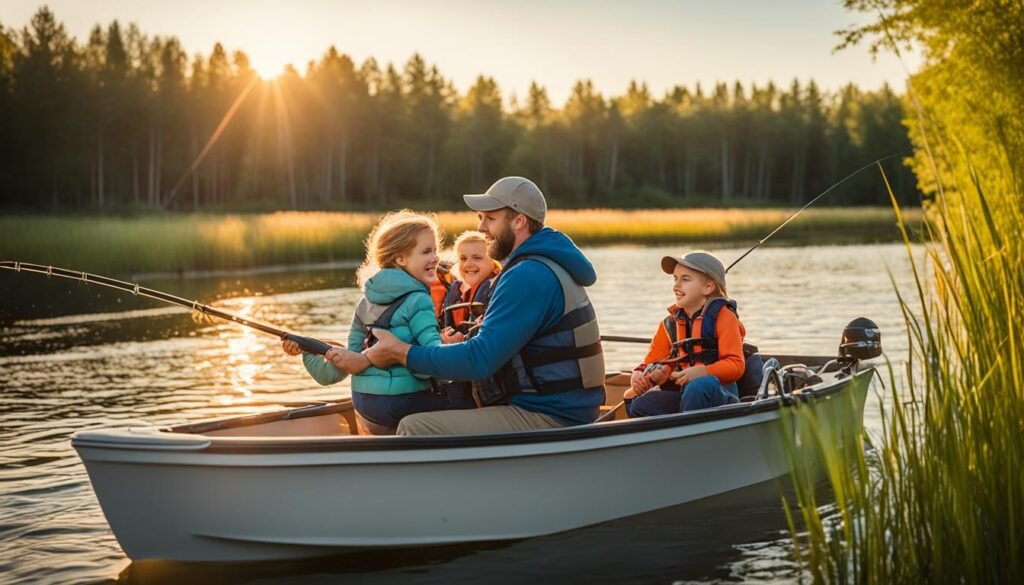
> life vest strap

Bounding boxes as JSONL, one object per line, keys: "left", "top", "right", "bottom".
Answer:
{"left": 662, "top": 298, "right": 737, "bottom": 366}
{"left": 520, "top": 340, "right": 604, "bottom": 368}
{"left": 483, "top": 253, "right": 604, "bottom": 399}
{"left": 358, "top": 290, "right": 419, "bottom": 348}
{"left": 540, "top": 304, "right": 598, "bottom": 336}
{"left": 524, "top": 375, "right": 604, "bottom": 395}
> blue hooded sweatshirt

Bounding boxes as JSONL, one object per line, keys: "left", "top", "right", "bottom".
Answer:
{"left": 407, "top": 227, "right": 605, "bottom": 425}
{"left": 303, "top": 267, "right": 441, "bottom": 395}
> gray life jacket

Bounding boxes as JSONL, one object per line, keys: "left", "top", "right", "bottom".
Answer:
{"left": 353, "top": 290, "right": 417, "bottom": 348}
{"left": 474, "top": 255, "right": 605, "bottom": 405}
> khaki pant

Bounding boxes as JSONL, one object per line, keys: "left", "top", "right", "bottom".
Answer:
{"left": 396, "top": 405, "right": 567, "bottom": 436}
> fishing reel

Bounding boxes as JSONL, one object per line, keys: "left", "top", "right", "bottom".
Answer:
{"left": 641, "top": 361, "right": 664, "bottom": 377}
{"left": 837, "top": 317, "right": 882, "bottom": 367}
{"left": 671, "top": 338, "right": 704, "bottom": 368}
{"left": 639, "top": 337, "right": 707, "bottom": 382}
{"left": 643, "top": 348, "right": 689, "bottom": 375}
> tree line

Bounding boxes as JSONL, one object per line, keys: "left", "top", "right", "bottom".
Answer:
{"left": 0, "top": 7, "right": 920, "bottom": 212}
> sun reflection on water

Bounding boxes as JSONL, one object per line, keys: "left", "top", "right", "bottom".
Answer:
{"left": 215, "top": 297, "right": 275, "bottom": 405}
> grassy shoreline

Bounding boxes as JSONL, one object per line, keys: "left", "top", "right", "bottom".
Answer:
{"left": 0, "top": 207, "right": 921, "bottom": 276}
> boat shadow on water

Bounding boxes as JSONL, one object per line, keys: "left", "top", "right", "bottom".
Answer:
{"left": 111, "top": 478, "right": 824, "bottom": 585}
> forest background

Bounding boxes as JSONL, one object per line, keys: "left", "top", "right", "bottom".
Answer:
{"left": 0, "top": 7, "right": 920, "bottom": 214}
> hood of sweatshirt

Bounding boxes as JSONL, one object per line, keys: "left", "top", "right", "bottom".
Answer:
{"left": 363, "top": 268, "right": 430, "bottom": 304}
{"left": 503, "top": 227, "right": 597, "bottom": 286}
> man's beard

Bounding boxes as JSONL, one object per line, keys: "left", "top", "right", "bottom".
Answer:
{"left": 487, "top": 223, "right": 516, "bottom": 260}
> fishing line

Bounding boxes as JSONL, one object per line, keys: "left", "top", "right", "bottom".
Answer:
{"left": 726, "top": 153, "right": 903, "bottom": 272}
{"left": 0, "top": 261, "right": 332, "bottom": 355}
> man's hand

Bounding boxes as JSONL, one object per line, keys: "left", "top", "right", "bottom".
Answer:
{"left": 364, "top": 328, "right": 411, "bottom": 368}
{"left": 440, "top": 327, "right": 465, "bottom": 344}
{"left": 671, "top": 365, "right": 708, "bottom": 386}
{"left": 325, "top": 346, "right": 372, "bottom": 374}
{"left": 325, "top": 346, "right": 348, "bottom": 368}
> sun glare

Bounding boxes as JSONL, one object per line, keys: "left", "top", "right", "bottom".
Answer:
{"left": 251, "top": 56, "right": 289, "bottom": 80}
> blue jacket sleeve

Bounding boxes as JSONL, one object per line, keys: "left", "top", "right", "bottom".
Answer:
{"left": 406, "top": 261, "right": 563, "bottom": 380}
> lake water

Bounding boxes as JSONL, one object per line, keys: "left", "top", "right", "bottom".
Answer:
{"left": 0, "top": 243, "right": 921, "bottom": 584}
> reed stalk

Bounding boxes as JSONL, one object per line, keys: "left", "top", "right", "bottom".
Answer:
{"left": 782, "top": 164, "right": 1023, "bottom": 582}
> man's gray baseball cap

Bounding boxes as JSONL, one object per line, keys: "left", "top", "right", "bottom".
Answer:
{"left": 661, "top": 251, "right": 728, "bottom": 295}
{"left": 463, "top": 176, "right": 547, "bottom": 223}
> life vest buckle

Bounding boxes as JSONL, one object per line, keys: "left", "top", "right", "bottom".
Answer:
{"left": 672, "top": 337, "right": 703, "bottom": 367}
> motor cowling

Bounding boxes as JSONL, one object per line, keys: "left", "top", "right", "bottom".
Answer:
{"left": 839, "top": 317, "right": 882, "bottom": 362}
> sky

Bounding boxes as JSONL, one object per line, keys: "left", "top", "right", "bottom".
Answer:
{"left": 0, "top": 0, "right": 918, "bottom": 105}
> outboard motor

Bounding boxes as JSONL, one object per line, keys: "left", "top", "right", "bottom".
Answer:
{"left": 838, "top": 317, "right": 882, "bottom": 366}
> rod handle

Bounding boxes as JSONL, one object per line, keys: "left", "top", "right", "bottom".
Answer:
{"left": 283, "top": 334, "right": 333, "bottom": 356}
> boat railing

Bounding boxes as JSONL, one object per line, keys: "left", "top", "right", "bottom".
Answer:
{"left": 168, "top": 399, "right": 357, "bottom": 435}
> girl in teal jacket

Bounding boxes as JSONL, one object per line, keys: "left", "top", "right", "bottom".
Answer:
{"left": 282, "top": 211, "right": 467, "bottom": 434}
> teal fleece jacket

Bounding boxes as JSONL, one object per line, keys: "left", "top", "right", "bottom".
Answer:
{"left": 302, "top": 268, "right": 442, "bottom": 395}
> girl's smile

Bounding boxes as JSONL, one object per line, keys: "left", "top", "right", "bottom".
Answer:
{"left": 396, "top": 230, "right": 440, "bottom": 286}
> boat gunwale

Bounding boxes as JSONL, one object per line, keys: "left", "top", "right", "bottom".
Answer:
{"left": 71, "top": 367, "right": 872, "bottom": 455}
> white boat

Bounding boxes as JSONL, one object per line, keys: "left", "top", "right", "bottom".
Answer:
{"left": 72, "top": 347, "right": 876, "bottom": 563}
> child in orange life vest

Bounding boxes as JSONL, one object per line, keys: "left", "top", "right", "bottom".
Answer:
{"left": 624, "top": 251, "right": 746, "bottom": 416}
{"left": 439, "top": 231, "right": 502, "bottom": 344}
{"left": 429, "top": 259, "right": 455, "bottom": 319}
{"left": 430, "top": 231, "right": 501, "bottom": 409}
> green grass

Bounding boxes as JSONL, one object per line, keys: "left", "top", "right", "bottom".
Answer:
{"left": 781, "top": 167, "right": 1024, "bottom": 582}
{"left": 0, "top": 207, "right": 921, "bottom": 276}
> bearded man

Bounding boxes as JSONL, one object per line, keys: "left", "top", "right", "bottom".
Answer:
{"left": 366, "top": 176, "right": 606, "bottom": 435}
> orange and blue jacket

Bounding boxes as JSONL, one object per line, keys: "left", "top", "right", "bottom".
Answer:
{"left": 429, "top": 272, "right": 454, "bottom": 318}
{"left": 635, "top": 301, "right": 747, "bottom": 388}
{"left": 443, "top": 264, "right": 501, "bottom": 327}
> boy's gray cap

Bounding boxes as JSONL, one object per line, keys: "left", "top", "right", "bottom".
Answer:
{"left": 463, "top": 176, "right": 546, "bottom": 223}
{"left": 661, "top": 251, "right": 728, "bottom": 295}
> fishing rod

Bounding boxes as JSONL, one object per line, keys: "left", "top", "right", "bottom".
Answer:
{"left": 0, "top": 261, "right": 333, "bottom": 355}
{"left": 726, "top": 154, "right": 901, "bottom": 272}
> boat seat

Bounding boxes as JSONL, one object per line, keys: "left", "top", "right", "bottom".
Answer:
{"left": 597, "top": 403, "right": 628, "bottom": 421}
{"left": 356, "top": 412, "right": 397, "bottom": 436}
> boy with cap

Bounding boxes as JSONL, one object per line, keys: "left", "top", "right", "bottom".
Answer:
{"left": 625, "top": 251, "right": 746, "bottom": 416}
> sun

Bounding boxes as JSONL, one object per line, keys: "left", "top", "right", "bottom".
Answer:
{"left": 249, "top": 54, "right": 290, "bottom": 80}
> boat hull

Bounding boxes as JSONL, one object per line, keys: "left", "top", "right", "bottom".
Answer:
{"left": 73, "top": 369, "right": 872, "bottom": 562}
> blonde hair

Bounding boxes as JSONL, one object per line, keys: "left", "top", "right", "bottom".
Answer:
{"left": 357, "top": 210, "right": 441, "bottom": 288}
{"left": 453, "top": 230, "right": 486, "bottom": 252}
{"left": 453, "top": 230, "right": 502, "bottom": 277}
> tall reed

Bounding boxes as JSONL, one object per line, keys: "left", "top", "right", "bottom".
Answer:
{"left": 782, "top": 165, "right": 1023, "bottom": 582}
